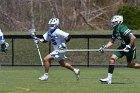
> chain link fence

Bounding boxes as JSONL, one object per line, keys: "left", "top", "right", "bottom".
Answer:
{"left": 0, "top": 35, "right": 140, "bottom": 66}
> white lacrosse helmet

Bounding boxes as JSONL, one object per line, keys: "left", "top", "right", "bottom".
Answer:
{"left": 48, "top": 18, "right": 60, "bottom": 29}
{"left": 111, "top": 15, "right": 123, "bottom": 27}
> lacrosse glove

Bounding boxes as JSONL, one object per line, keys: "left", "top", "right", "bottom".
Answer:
{"left": 123, "top": 45, "right": 131, "bottom": 52}
{"left": 34, "top": 37, "right": 41, "bottom": 44}
{"left": 1, "top": 42, "right": 9, "bottom": 53}
{"left": 98, "top": 45, "right": 107, "bottom": 53}
{"left": 58, "top": 43, "right": 67, "bottom": 50}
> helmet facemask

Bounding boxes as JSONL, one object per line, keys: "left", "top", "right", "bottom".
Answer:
{"left": 48, "top": 18, "right": 59, "bottom": 29}
{"left": 49, "top": 24, "right": 57, "bottom": 29}
{"left": 111, "top": 21, "right": 120, "bottom": 27}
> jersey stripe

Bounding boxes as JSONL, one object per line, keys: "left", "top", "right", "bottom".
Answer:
{"left": 132, "top": 49, "right": 136, "bottom": 60}
{"left": 123, "top": 29, "right": 131, "bottom": 36}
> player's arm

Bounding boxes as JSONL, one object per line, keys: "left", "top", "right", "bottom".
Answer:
{"left": 123, "top": 33, "right": 136, "bottom": 52}
{"left": 128, "top": 33, "right": 136, "bottom": 47}
{"left": 105, "top": 38, "right": 115, "bottom": 48}
{"left": 65, "top": 35, "right": 71, "bottom": 43}
{"left": 33, "top": 36, "right": 48, "bottom": 44}
{"left": 121, "top": 26, "right": 135, "bottom": 52}
{"left": 57, "top": 30, "right": 71, "bottom": 50}
{"left": 105, "top": 34, "right": 116, "bottom": 48}
{"left": 121, "top": 27, "right": 133, "bottom": 47}
{"left": 39, "top": 38, "right": 48, "bottom": 43}
{"left": 99, "top": 35, "right": 115, "bottom": 53}
{"left": 58, "top": 35, "right": 71, "bottom": 50}
{"left": 33, "top": 32, "right": 49, "bottom": 44}
{"left": 57, "top": 29, "right": 71, "bottom": 43}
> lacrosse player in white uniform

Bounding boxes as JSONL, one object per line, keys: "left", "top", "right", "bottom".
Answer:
{"left": 34, "top": 18, "right": 80, "bottom": 81}
{"left": 0, "top": 29, "right": 9, "bottom": 53}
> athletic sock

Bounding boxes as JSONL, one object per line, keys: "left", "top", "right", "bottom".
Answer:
{"left": 108, "top": 73, "right": 112, "bottom": 79}
{"left": 45, "top": 73, "right": 48, "bottom": 76}
{"left": 107, "top": 65, "right": 114, "bottom": 79}
{"left": 74, "top": 68, "right": 77, "bottom": 72}
{"left": 108, "top": 65, "right": 114, "bottom": 74}
{"left": 74, "top": 68, "right": 79, "bottom": 72}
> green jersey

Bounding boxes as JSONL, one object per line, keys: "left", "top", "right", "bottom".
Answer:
{"left": 111, "top": 24, "right": 135, "bottom": 50}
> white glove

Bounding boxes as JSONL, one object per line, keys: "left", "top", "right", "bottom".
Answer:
{"left": 123, "top": 45, "right": 131, "bottom": 52}
{"left": 1, "top": 42, "right": 9, "bottom": 53}
{"left": 98, "top": 45, "right": 107, "bottom": 53}
{"left": 34, "top": 37, "right": 41, "bottom": 44}
{"left": 58, "top": 43, "right": 67, "bottom": 50}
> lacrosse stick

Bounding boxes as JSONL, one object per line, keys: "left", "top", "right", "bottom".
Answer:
{"left": 0, "top": 52, "right": 1, "bottom": 69}
{"left": 56, "top": 49, "right": 128, "bottom": 53}
{"left": 29, "top": 29, "right": 44, "bottom": 66}
{"left": 28, "top": 0, "right": 44, "bottom": 66}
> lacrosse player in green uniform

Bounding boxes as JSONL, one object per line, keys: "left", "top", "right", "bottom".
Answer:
{"left": 98, "top": 15, "right": 140, "bottom": 84}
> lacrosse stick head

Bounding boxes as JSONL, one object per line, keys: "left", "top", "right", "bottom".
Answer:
{"left": 29, "top": 28, "right": 36, "bottom": 34}
{"left": 29, "top": 28, "right": 35, "bottom": 33}
{"left": 28, "top": 28, "right": 36, "bottom": 38}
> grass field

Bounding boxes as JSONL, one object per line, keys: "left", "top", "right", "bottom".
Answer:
{"left": 0, "top": 66, "right": 140, "bottom": 93}
{"left": 0, "top": 30, "right": 140, "bottom": 93}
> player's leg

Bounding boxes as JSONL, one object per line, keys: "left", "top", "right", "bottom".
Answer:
{"left": 38, "top": 54, "right": 54, "bottom": 80}
{"left": 126, "top": 49, "right": 140, "bottom": 68}
{"left": 58, "top": 55, "right": 80, "bottom": 80}
{"left": 44, "top": 54, "right": 54, "bottom": 72}
{"left": 100, "top": 50, "right": 124, "bottom": 84}
{"left": 100, "top": 54, "right": 117, "bottom": 84}
{"left": 127, "top": 63, "right": 140, "bottom": 68}
{"left": 59, "top": 59, "right": 74, "bottom": 71}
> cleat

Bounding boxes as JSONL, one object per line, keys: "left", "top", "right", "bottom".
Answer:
{"left": 74, "top": 68, "right": 80, "bottom": 80}
{"left": 99, "top": 78, "right": 112, "bottom": 84}
{"left": 38, "top": 74, "right": 48, "bottom": 81}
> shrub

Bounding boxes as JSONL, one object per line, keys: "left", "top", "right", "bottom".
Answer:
{"left": 117, "top": 5, "right": 140, "bottom": 30}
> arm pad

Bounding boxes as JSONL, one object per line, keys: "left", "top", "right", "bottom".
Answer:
{"left": 65, "top": 35, "right": 71, "bottom": 42}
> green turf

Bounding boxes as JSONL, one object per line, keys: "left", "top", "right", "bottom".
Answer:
{"left": 0, "top": 66, "right": 140, "bottom": 93}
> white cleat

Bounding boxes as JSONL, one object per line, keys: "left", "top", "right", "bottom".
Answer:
{"left": 74, "top": 68, "right": 80, "bottom": 80}
{"left": 38, "top": 74, "right": 48, "bottom": 81}
{"left": 99, "top": 78, "right": 112, "bottom": 84}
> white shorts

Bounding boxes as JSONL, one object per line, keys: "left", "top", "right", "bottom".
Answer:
{"left": 50, "top": 51, "right": 67, "bottom": 60}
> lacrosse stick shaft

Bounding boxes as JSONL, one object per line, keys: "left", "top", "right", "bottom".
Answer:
{"left": 69, "top": 49, "right": 124, "bottom": 51}
{"left": 57, "top": 49, "right": 126, "bottom": 53}
{"left": 29, "top": 0, "right": 44, "bottom": 66}
{"left": 29, "top": 29, "right": 44, "bottom": 66}
{"left": 35, "top": 43, "right": 44, "bottom": 66}
{"left": 30, "top": 32, "right": 44, "bottom": 66}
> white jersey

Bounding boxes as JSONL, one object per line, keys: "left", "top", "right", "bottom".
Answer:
{"left": 0, "top": 29, "right": 5, "bottom": 45}
{"left": 43, "top": 28, "right": 69, "bottom": 50}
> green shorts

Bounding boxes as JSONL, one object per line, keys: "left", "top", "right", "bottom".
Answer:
{"left": 113, "top": 46, "right": 136, "bottom": 64}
